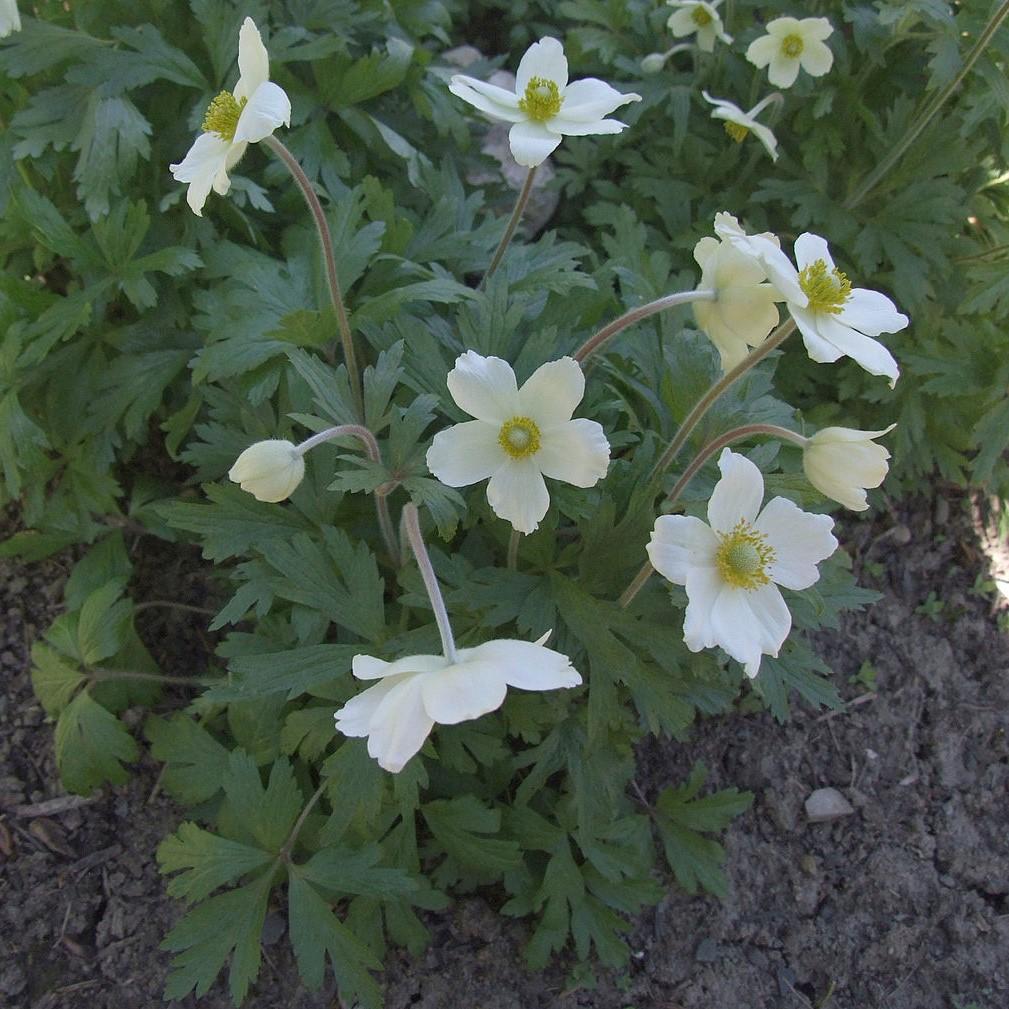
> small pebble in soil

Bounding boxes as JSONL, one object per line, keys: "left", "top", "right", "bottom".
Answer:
{"left": 804, "top": 787, "right": 855, "bottom": 822}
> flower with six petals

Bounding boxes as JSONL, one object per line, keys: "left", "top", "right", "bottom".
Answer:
{"left": 803, "top": 425, "right": 896, "bottom": 512}
{"left": 170, "top": 17, "right": 291, "bottom": 216}
{"left": 647, "top": 448, "right": 837, "bottom": 679}
{"left": 746, "top": 17, "right": 834, "bottom": 89}
{"left": 666, "top": 1, "right": 732, "bottom": 53}
{"left": 448, "top": 36, "right": 640, "bottom": 167}
{"left": 427, "top": 352, "right": 611, "bottom": 534}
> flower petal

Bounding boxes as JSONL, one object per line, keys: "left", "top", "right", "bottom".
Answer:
{"left": 682, "top": 566, "right": 723, "bottom": 652}
{"left": 508, "top": 120, "right": 563, "bottom": 167}
{"left": 800, "top": 39, "right": 834, "bottom": 78}
{"left": 546, "top": 116, "right": 627, "bottom": 137}
{"left": 648, "top": 515, "right": 719, "bottom": 585}
{"left": 817, "top": 314, "right": 901, "bottom": 386}
{"left": 448, "top": 75, "right": 525, "bottom": 123}
{"left": 767, "top": 54, "right": 800, "bottom": 89}
{"left": 234, "top": 17, "right": 270, "bottom": 101}
{"left": 535, "top": 419, "right": 610, "bottom": 488}
{"left": 707, "top": 448, "right": 764, "bottom": 531}
{"left": 517, "top": 357, "right": 584, "bottom": 425}
{"left": 446, "top": 351, "right": 520, "bottom": 423}
{"left": 427, "top": 420, "right": 506, "bottom": 487}
{"left": 334, "top": 676, "right": 405, "bottom": 737}
{"left": 366, "top": 674, "right": 435, "bottom": 773}
{"left": 557, "top": 78, "right": 639, "bottom": 122}
{"left": 516, "top": 36, "right": 568, "bottom": 93}
{"left": 749, "top": 121, "right": 779, "bottom": 161}
{"left": 486, "top": 458, "right": 550, "bottom": 534}
{"left": 791, "top": 305, "right": 845, "bottom": 363}
{"left": 754, "top": 496, "right": 837, "bottom": 589}
{"left": 794, "top": 233, "right": 835, "bottom": 272}
{"left": 169, "top": 132, "right": 232, "bottom": 216}
{"left": 745, "top": 34, "right": 779, "bottom": 70}
{"left": 838, "top": 288, "right": 909, "bottom": 336}
{"left": 710, "top": 583, "right": 791, "bottom": 677}
{"left": 234, "top": 81, "right": 290, "bottom": 143}
{"left": 460, "top": 639, "right": 582, "bottom": 691}
{"left": 420, "top": 660, "right": 509, "bottom": 724}
{"left": 352, "top": 653, "right": 448, "bottom": 681}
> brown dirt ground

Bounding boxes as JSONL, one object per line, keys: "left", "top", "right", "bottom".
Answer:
{"left": 1, "top": 488, "right": 1007, "bottom": 1009}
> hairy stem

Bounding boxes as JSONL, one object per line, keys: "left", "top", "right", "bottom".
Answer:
{"left": 506, "top": 529, "right": 521, "bottom": 571}
{"left": 480, "top": 166, "right": 537, "bottom": 288}
{"left": 402, "top": 503, "right": 458, "bottom": 662}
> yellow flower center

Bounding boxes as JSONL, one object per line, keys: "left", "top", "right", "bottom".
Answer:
{"left": 781, "top": 33, "right": 804, "bottom": 58}
{"left": 202, "top": 90, "right": 247, "bottom": 142}
{"left": 498, "top": 416, "right": 542, "bottom": 459}
{"left": 798, "top": 259, "right": 852, "bottom": 314}
{"left": 692, "top": 6, "right": 714, "bottom": 26}
{"left": 518, "top": 77, "right": 563, "bottom": 123}
{"left": 715, "top": 520, "right": 775, "bottom": 590}
{"left": 724, "top": 121, "right": 749, "bottom": 143}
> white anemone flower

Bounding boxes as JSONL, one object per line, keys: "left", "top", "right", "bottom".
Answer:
{"left": 228, "top": 439, "right": 305, "bottom": 502}
{"left": 648, "top": 448, "right": 837, "bottom": 679}
{"left": 448, "top": 36, "right": 641, "bottom": 168}
{"left": 803, "top": 425, "right": 896, "bottom": 512}
{"left": 746, "top": 17, "right": 834, "bottom": 89}
{"left": 692, "top": 233, "right": 781, "bottom": 371}
{"left": 0, "top": 0, "right": 20, "bottom": 37}
{"left": 714, "top": 216, "right": 909, "bottom": 386}
{"left": 702, "top": 91, "right": 779, "bottom": 161}
{"left": 426, "top": 352, "right": 611, "bottom": 534}
{"left": 666, "top": 1, "right": 732, "bottom": 52}
{"left": 170, "top": 17, "right": 291, "bottom": 216}
{"left": 335, "top": 635, "right": 582, "bottom": 773}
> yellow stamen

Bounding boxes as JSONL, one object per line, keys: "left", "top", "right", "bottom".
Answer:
{"left": 202, "top": 91, "right": 247, "bottom": 142}
{"left": 724, "top": 121, "right": 749, "bottom": 143}
{"left": 498, "top": 416, "right": 542, "bottom": 459}
{"left": 518, "top": 77, "right": 563, "bottom": 123}
{"left": 799, "top": 259, "right": 852, "bottom": 314}
{"left": 715, "top": 520, "right": 775, "bottom": 590}
{"left": 781, "top": 33, "right": 804, "bottom": 58}
{"left": 692, "top": 6, "right": 714, "bottom": 26}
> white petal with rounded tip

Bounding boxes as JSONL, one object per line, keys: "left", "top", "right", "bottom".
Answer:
{"left": 791, "top": 305, "right": 845, "bottom": 363}
{"left": 817, "top": 314, "right": 900, "bottom": 386}
{"left": 707, "top": 448, "right": 764, "bottom": 530}
{"left": 366, "top": 674, "right": 435, "bottom": 773}
{"left": 682, "top": 566, "right": 723, "bottom": 652}
{"left": 234, "top": 81, "right": 290, "bottom": 143}
{"left": 838, "top": 288, "right": 908, "bottom": 336}
{"left": 486, "top": 458, "right": 550, "bottom": 533}
{"left": 461, "top": 639, "right": 582, "bottom": 691}
{"left": 516, "top": 36, "right": 568, "bottom": 93}
{"left": 648, "top": 515, "right": 719, "bottom": 585}
{"left": 801, "top": 39, "right": 834, "bottom": 78}
{"left": 426, "top": 420, "right": 506, "bottom": 488}
{"left": 508, "top": 120, "right": 563, "bottom": 167}
{"left": 667, "top": 8, "right": 698, "bottom": 38}
{"left": 170, "top": 132, "right": 232, "bottom": 216}
{"left": 547, "top": 117, "right": 627, "bottom": 137}
{"left": 749, "top": 121, "right": 779, "bottom": 161}
{"left": 334, "top": 676, "right": 405, "bottom": 737}
{"left": 448, "top": 75, "right": 525, "bottom": 123}
{"left": 804, "top": 17, "right": 834, "bottom": 41}
{"left": 767, "top": 53, "right": 801, "bottom": 89}
{"left": 755, "top": 497, "right": 837, "bottom": 589}
{"left": 352, "top": 653, "right": 447, "bottom": 681}
{"left": 767, "top": 16, "right": 801, "bottom": 35}
{"left": 710, "top": 583, "right": 791, "bottom": 677}
{"left": 794, "top": 233, "right": 835, "bottom": 272}
{"left": 446, "top": 351, "right": 520, "bottom": 423}
{"left": 556, "top": 78, "right": 640, "bottom": 122}
{"left": 535, "top": 419, "right": 610, "bottom": 487}
{"left": 0, "top": 0, "right": 20, "bottom": 37}
{"left": 420, "top": 660, "right": 509, "bottom": 724}
{"left": 235, "top": 17, "right": 270, "bottom": 101}
{"left": 516, "top": 357, "right": 584, "bottom": 425}
{"left": 746, "top": 34, "right": 779, "bottom": 69}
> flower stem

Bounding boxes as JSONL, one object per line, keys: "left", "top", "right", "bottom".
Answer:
{"left": 263, "top": 135, "right": 363, "bottom": 417}
{"left": 844, "top": 0, "right": 1009, "bottom": 210}
{"left": 647, "top": 317, "right": 797, "bottom": 483}
{"left": 506, "top": 529, "right": 521, "bottom": 571}
{"left": 479, "top": 166, "right": 537, "bottom": 289}
{"left": 572, "top": 290, "right": 716, "bottom": 364}
{"left": 618, "top": 421, "right": 807, "bottom": 609}
{"left": 296, "top": 425, "right": 399, "bottom": 562}
{"left": 278, "top": 781, "right": 326, "bottom": 862}
{"left": 402, "top": 503, "right": 458, "bottom": 663}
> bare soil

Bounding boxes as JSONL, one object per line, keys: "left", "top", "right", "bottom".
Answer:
{"left": 2, "top": 489, "right": 1007, "bottom": 1009}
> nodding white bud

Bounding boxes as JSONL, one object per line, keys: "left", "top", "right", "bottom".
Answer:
{"left": 228, "top": 439, "right": 305, "bottom": 502}
{"left": 640, "top": 52, "right": 668, "bottom": 75}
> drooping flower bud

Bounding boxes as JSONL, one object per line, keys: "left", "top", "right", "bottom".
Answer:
{"left": 802, "top": 425, "right": 895, "bottom": 511}
{"left": 228, "top": 439, "right": 305, "bottom": 502}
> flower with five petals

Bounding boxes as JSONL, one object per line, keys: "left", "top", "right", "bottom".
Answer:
{"left": 666, "top": 1, "right": 732, "bottom": 52}
{"left": 448, "top": 36, "right": 640, "bottom": 167}
{"left": 746, "top": 17, "right": 834, "bottom": 89}
{"left": 647, "top": 448, "right": 837, "bottom": 678}
{"left": 170, "top": 17, "right": 291, "bottom": 216}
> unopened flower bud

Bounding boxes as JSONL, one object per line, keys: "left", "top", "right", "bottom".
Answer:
{"left": 228, "top": 439, "right": 305, "bottom": 502}
{"left": 803, "top": 425, "right": 895, "bottom": 511}
{"left": 640, "top": 52, "right": 668, "bottom": 75}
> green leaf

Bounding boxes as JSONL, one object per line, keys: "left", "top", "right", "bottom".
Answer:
{"left": 30, "top": 642, "right": 86, "bottom": 716}
{"left": 63, "top": 533, "right": 131, "bottom": 611}
{"left": 54, "top": 691, "right": 138, "bottom": 796}
{"left": 219, "top": 643, "right": 357, "bottom": 700}
{"left": 158, "top": 822, "right": 273, "bottom": 903}
{"left": 422, "top": 796, "right": 521, "bottom": 873}
{"left": 77, "top": 581, "right": 133, "bottom": 665}
{"left": 162, "top": 873, "right": 271, "bottom": 1005}
{"left": 300, "top": 844, "right": 419, "bottom": 900}
{"left": 221, "top": 751, "right": 302, "bottom": 853}
{"left": 146, "top": 714, "right": 231, "bottom": 805}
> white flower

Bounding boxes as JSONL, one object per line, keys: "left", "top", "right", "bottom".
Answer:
{"left": 0, "top": 0, "right": 20, "bottom": 38}
{"left": 334, "top": 636, "right": 581, "bottom": 773}
{"left": 692, "top": 233, "right": 781, "bottom": 371}
{"left": 803, "top": 425, "right": 896, "bottom": 511}
{"left": 666, "top": 1, "right": 732, "bottom": 53}
{"left": 714, "top": 217, "right": 909, "bottom": 386}
{"left": 448, "top": 36, "right": 641, "bottom": 167}
{"left": 746, "top": 17, "right": 834, "bottom": 89}
{"left": 647, "top": 448, "right": 837, "bottom": 678}
{"left": 170, "top": 17, "right": 291, "bottom": 216}
{"left": 702, "top": 91, "right": 779, "bottom": 161}
{"left": 228, "top": 439, "right": 305, "bottom": 502}
{"left": 426, "top": 352, "right": 611, "bottom": 534}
